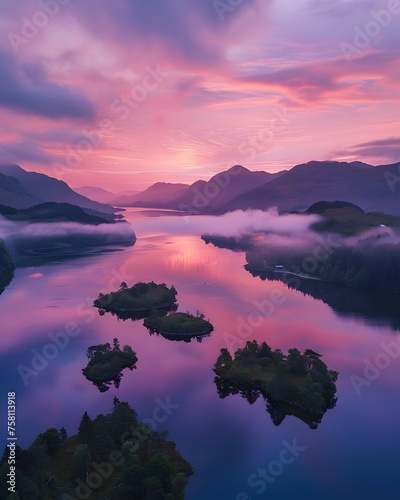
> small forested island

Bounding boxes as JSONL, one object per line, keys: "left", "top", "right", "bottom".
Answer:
{"left": 82, "top": 339, "right": 138, "bottom": 392}
{"left": 94, "top": 281, "right": 178, "bottom": 315}
{"left": 214, "top": 341, "right": 338, "bottom": 428}
{"left": 144, "top": 311, "right": 214, "bottom": 338}
{"left": 0, "top": 240, "right": 14, "bottom": 294}
{"left": 0, "top": 398, "right": 193, "bottom": 499}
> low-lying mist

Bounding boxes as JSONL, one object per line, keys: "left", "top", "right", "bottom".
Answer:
{"left": 0, "top": 217, "right": 136, "bottom": 257}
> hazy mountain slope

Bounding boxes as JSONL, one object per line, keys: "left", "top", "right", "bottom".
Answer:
{"left": 74, "top": 186, "right": 116, "bottom": 203}
{"left": 0, "top": 164, "right": 116, "bottom": 213}
{"left": 0, "top": 172, "right": 42, "bottom": 208}
{"left": 75, "top": 186, "right": 140, "bottom": 204}
{"left": 166, "top": 165, "right": 284, "bottom": 211}
{"left": 222, "top": 161, "right": 400, "bottom": 216}
{"left": 112, "top": 182, "right": 189, "bottom": 206}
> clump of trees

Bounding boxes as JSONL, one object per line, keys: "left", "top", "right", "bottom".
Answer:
{"left": 144, "top": 311, "right": 214, "bottom": 335}
{"left": 0, "top": 399, "right": 193, "bottom": 500}
{"left": 82, "top": 338, "right": 138, "bottom": 392}
{"left": 214, "top": 340, "right": 338, "bottom": 416}
{"left": 94, "top": 281, "right": 178, "bottom": 312}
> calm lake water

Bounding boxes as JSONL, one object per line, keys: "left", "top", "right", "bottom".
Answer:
{"left": 1, "top": 209, "right": 400, "bottom": 499}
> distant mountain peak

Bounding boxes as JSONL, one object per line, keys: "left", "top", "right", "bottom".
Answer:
{"left": 227, "top": 165, "right": 249, "bottom": 174}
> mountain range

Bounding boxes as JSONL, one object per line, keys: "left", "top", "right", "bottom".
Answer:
{"left": 1, "top": 160, "right": 400, "bottom": 217}
{"left": 112, "top": 161, "right": 400, "bottom": 216}
{"left": 0, "top": 164, "right": 116, "bottom": 216}
{"left": 74, "top": 186, "right": 139, "bottom": 204}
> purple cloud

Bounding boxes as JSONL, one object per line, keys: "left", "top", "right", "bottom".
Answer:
{"left": 0, "top": 140, "right": 55, "bottom": 165}
{"left": 0, "top": 50, "right": 95, "bottom": 120}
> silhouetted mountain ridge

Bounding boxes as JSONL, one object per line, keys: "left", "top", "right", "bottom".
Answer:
{"left": 0, "top": 164, "right": 116, "bottom": 214}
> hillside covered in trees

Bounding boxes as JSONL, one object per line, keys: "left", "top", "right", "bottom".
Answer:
{"left": 203, "top": 202, "right": 400, "bottom": 294}
{"left": 0, "top": 240, "right": 14, "bottom": 294}
{"left": 0, "top": 398, "right": 193, "bottom": 499}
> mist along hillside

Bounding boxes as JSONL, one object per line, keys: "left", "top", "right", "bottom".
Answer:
{"left": 0, "top": 202, "right": 136, "bottom": 274}
{"left": 306, "top": 201, "right": 400, "bottom": 236}
{"left": 0, "top": 240, "right": 14, "bottom": 293}
{"left": 0, "top": 163, "right": 116, "bottom": 215}
{"left": 0, "top": 398, "right": 193, "bottom": 499}
{"left": 203, "top": 202, "right": 400, "bottom": 294}
{"left": 0, "top": 202, "right": 116, "bottom": 225}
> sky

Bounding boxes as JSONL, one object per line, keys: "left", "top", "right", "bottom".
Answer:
{"left": 0, "top": 0, "right": 399, "bottom": 191}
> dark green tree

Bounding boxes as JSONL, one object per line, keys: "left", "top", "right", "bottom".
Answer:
{"left": 77, "top": 411, "right": 92, "bottom": 444}
{"left": 69, "top": 444, "right": 91, "bottom": 483}
{"left": 59, "top": 427, "right": 68, "bottom": 441}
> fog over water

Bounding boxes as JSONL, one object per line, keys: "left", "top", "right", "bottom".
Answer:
{"left": 0, "top": 209, "right": 399, "bottom": 500}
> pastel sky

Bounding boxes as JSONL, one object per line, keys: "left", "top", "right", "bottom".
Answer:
{"left": 0, "top": 0, "right": 399, "bottom": 191}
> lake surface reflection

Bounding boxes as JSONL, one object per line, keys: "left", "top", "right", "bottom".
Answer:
{"left": 1, "top": 209, "right": 399, "bottom": 499}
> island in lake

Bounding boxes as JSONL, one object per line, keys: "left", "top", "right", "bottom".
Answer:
{"left": 82, "top": 339, "right": 138, "bottom": 392}
{"left": 94, "top": 281, "right": 178, "bottom": 318}
{"left": 214, "top": 340, "right": 338, "bottom": 428}
{"left": 0, "top": 398, "right": 193, "bottom": 499}
{"left": 144, "top": 311, "right": 214, "bottom": 342}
